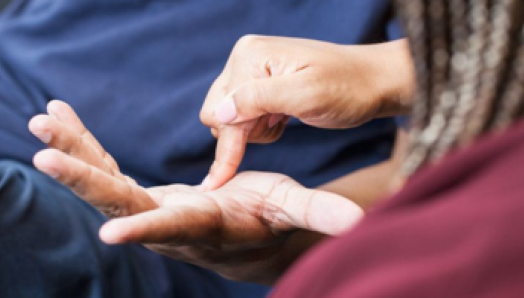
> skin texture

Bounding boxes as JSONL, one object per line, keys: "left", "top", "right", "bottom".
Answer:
{"left": 26, "top": 37, "right": 415, "bottom": 285}
{"left": 318, "top": 129, "right": 408, "bottom": 210}
{"left": 28, "top": 100, "right": 363, "bottom": 285}
{"left": 200, "top": 36, "right": 415, "bottom": 191}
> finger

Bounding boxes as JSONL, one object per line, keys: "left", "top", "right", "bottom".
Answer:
{"left": 202, "top": 123, "right": 254, "bottom": 191}
{"left": 214, "top": 75, "right": 311, "bottom": 125}
{"left": 299, "top": 189, "right": 363, "bottom": 235}
{"left": 47, "top": 100, "right": 121, "bottom": 172}
{"left": 268, "top": 114, "right": 285, "bottom": 129}
{"left": 100, "top": 203, "right": 218, "bottom": 245}
{"left": 33, "top": 149, "right": 157, "bottom": 217}
{"left": 29, "top": 114, "right": 115, "bottom": 175}
{"left": 211, "top": 117, "right": 286, "bottom": 144}
{"left": 246, "top": 114, "right": 286, "bottom": 144}
{"left": 267, "top": 186, "right": 364, "bottom": 236}
{"left": 201, "top": 72, "right": 232, "bottom": 129}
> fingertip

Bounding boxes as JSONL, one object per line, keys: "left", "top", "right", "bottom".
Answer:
{"left": 200, "top": 175, "right": 210, "bottom": 192}
{"left": 33, "top": 148, "right": 60, "bottom": 163}
{"left": 28, "top": 114, "right": 50, "bottom": 130}
{"left": 208, "top": 124, "right": 249, "bottom": 190}
{"left": 47, "top": 99, "right": 71, "bottom": 121}
{"left": 100, "top": 221, "right": 126, "bottom": 245}
{"left": 28, "top": 115, "right": 53, "bottom": 143}
{"left": 33, "top": 149, "right": 61, "bottom": 179}
{"left": 204, "top": 178, "right": 220, "bottom": 192}
{"left": 101, "top": 219, "right": 143, "bottom": 244}
{"left": 30, "top": 114, "right": 55, "bottom": 131}
{"left": 317, "top": 200, "right": 364, "bottom": 235}
{"left": 47, "top": 99, "right": 68, "bottom": 110}
{"left": 205, "top": 164, "right": 233, "bottom": 191}
{"left": 207, "top": 173, "right": 234, "bottom": 191}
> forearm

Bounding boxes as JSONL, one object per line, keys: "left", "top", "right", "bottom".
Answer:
{"left": 314, "top": 40, "right": 413, "bottom": 209}
{"left": 318, "top": 160, "right": 397, "bottom": 210}
{"left": 318, "top": 129, "right": 407, "bottom": 210}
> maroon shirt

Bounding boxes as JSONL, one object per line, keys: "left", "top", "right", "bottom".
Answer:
{"left": 272, "top": 119, "right": 524, "bottom": 298}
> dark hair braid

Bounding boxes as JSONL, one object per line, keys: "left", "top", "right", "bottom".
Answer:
{"left": 397, "top": 0, "right": 524, "bottom": 176}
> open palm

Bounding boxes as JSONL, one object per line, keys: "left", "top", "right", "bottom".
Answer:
{"left": 29, "top": 100, "right": 362, "bottom": 284}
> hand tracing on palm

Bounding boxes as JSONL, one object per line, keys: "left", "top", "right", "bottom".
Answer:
{"left": 28, "top": 100, "right": 363, "bottom": 284}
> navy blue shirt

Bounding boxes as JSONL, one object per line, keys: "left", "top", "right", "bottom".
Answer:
{"left": 0, "top": 0, "right": 400, "bottom": 187}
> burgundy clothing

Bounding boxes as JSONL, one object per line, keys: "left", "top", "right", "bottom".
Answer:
{"left": 272, "top": 119, "right": 524, "bottom": 298}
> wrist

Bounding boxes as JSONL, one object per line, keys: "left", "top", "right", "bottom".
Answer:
{"left": 351, "top": 39, "right": 415, "bottom": 119}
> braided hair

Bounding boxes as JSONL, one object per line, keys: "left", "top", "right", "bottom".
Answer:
{"left": 397, "top": 0, "right": 524, "bottom": 176}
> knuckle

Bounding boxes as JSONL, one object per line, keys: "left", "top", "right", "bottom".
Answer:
{"left": 199, "top": 105, "right": 217, "bottom": 128}
{"left": 305, "top": 73, "right": 327, "bottom": 98}
{"left": 201, "top": 83, "right": 229, "bottom": 127}
{"left": 234, "top": 34, "right": 267, "bottom": 55}
{"left": 72, "top": 134, "right": 85, "bottom": 153}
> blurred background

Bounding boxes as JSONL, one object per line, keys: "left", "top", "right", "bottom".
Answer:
{"left": 0, "top": 0, "right": 9, "bottom": 11}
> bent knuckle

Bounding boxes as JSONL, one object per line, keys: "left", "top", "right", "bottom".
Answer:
{"left": 200, "top": 105, "right": 219, "bottom": 128}
{"left": 234, "top": 34, "right": 268, "bottom": 55}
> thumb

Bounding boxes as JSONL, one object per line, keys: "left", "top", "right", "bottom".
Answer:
{"left": 274, "top": 187, "right": 364, "bottom": 235}
{"left": 214, "top": 76, "right": 305, "bottom": 125}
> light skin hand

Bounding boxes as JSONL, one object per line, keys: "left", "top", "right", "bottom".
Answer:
{"left": 28, "top": 100, "right": 363, "bottom": 284}
{"left": 200, "top": 36, "right": 415, "bottom": 191}
{"left": 317, "top": 129, "right": 408, "bottom": 210}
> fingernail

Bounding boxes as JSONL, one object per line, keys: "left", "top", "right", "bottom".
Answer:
{"left": 48, "top": 100, "right": 63, "bottom": 121}
{"left": 201, "top": 175, "right": 210, "bottom": 192}
{"left": 47, "top": 107, "right": 59, "bottom": 120}
{"left": 100, "top": 224, "right": 123, "bottom": 245}
{"left": 41, "top": 166, "right": 60, "bottom": 179}
{"left": 215, "top": 97, "right": 238, "bottom": 124}
{"left": 268, "top": 114, "right": 284, "bottom": 129}
{"left": 34, "top": 131, "right": 52, "bottom": 144}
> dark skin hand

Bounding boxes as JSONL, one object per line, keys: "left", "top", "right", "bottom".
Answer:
{"left": 29, "top": 100, "right": 363, "bottom": 285}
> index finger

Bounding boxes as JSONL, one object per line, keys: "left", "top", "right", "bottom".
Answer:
{"left": 203, "top": 122, "right": 254, "bottom": 191}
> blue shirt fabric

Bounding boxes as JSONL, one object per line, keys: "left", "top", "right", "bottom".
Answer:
{"left": 0, "top": 0, "right": 399, "bottom": 188}
{"left": 0, "top": 159, "right": 269, "bottom": 298}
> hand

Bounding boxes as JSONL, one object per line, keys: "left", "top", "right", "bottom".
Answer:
{"left": 200, "top": 36, "right": 414, "bottom": 190}
{"left": 29, "top": 100, "right": 363, "bottom": 284}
